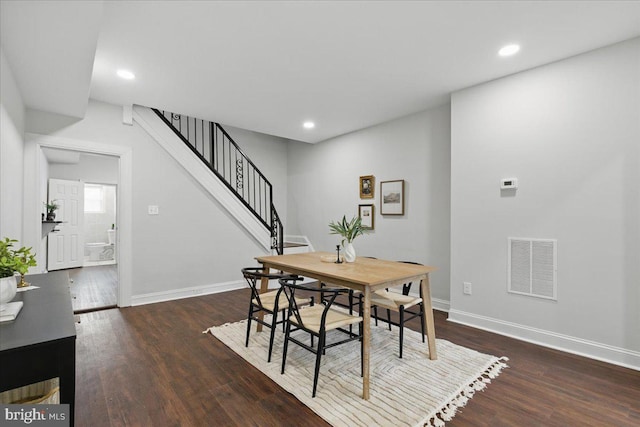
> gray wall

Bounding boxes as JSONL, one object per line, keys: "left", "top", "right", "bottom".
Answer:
{"left": 450, "top": 38, "right": 640, "bottom": 354}
{"left": 26, "top": 100, "right": 278, "bottom": 297}
{"left": 0, "top": 48, "right": 25, "bottom": 242}
{"left": 287, "top": 106, "right": 451, "bottom": 304}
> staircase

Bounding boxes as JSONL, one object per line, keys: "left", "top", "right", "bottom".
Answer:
{"left": 149, "top": 108, "right": 284, "bottom": 255}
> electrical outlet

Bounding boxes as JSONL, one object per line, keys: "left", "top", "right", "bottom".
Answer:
{"left": 148, "top": 205, "right": 159, "bottom": 215}
{"left": 463, "top": 282, "right": 472, "bottom": 295}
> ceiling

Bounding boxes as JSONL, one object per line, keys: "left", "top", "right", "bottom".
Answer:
{"left": 2, "top": 1, "right": 639, "bottom": 143}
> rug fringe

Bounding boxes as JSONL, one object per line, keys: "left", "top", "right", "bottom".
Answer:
{"left": 423, "top": 357, "right": 509, "bottom": 426}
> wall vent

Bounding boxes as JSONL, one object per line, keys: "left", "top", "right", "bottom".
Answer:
{"left": 508, "top": 237, "right": 557, "bottom": 300}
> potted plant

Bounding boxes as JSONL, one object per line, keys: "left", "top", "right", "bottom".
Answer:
{"left": 0, "top": 238, "right": 37, "bottom": 300}
{"left": 45, "top": 200, "right": 58, "bottom": 221}
{"left": 328, "top": 215, "right": 368, "bottom": 262}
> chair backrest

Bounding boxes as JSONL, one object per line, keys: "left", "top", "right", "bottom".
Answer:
{"left": 278, "top": 276, "right": 351, "bottom": 333}
{"left": 397, "top": 261, "right": 424, "bottom": 296}
{"left": 241, "top": 267, "right": 297, "bottom": 309}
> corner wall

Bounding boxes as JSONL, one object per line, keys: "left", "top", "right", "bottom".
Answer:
{"left": 287, "top": 105, "right": 451, "bottom": 306}
{"left": 450, "top": 38, "right": 640, "bottom": 368}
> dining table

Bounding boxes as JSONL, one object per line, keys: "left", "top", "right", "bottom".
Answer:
{"left": 255, "top": 251, "right": 437, "bottom": 400}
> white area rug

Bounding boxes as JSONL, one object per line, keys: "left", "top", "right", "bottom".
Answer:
{"left": 205, "top": 317, "right": 507, "bottom": 427}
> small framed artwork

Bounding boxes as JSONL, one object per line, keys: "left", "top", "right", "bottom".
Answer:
{"left": 359, "top": 175, "right": 374, "bottom": 199}
{"left": 380, "top": 180, "right": 404, "bottom": 215}
{"left": 358, "top": 204, "right": 374, "bottom": 229}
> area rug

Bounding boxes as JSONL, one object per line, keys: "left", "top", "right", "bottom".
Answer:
{"left": 204, "top": 317, "right": 508, "bottom": 427}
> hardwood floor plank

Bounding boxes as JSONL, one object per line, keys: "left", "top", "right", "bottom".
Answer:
{"left": 75, "top": 289, "right": 640, "bottom": 426}
{"left": 69, "top": 265, "right": 118, "bottom": 312}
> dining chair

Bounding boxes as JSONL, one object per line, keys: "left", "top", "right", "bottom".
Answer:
{"left": 371, "top": 261, "right": 425, "bottom": 358}
{"left": 242, "top": 267, "right": 312, "bottom": 363}
{"left": 279, "top": 276, "right": 363, "bottom": 398}
{"left": 319, "top": 256, "right": 375, "bottom": 332}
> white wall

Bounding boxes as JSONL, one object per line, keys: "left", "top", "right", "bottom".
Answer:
{"left": 450, "top": 38, "right": 640, "bottom": 367}
{"left": 0, "top": 47, "right": 25, "bottom": 242}
{"left": 287, "top": 105, "right": 451, "bottom": 305}
{"left": 26, "top": 100, "right": 269, "bottom": 299}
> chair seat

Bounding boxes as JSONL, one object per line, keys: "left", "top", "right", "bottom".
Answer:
{"left": 371, "top": 290, "right": 422, "bottom": 311}
{"left": 252, "top": 289, "right": 309, "bottom": 312}
{"left": 291, "top": 305, "right": 362, "bottom": 333}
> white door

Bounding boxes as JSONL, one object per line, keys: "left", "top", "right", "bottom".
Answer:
{"left": 47, "top": 179, "right": 84, "bottom": 271}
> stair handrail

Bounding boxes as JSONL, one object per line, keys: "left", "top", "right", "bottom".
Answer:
{"left": 152, "top": 108, "right": 284, "bottom": 254}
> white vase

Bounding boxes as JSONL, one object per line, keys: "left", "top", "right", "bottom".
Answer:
{"left": 0, "top": 275, "right": 17, "bottom": 310}
{"left": 344, "top": 242, "right": 356, "bottom": 263}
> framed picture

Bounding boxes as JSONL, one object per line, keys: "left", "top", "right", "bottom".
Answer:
{"left": 358, "top": 204, "right": 374, "bottom": 229}
{"left": 359, "top": 175, "right": 374, "bottom": 199}
{"left": 380, "top": 180, "right": 404, "bottom": 215}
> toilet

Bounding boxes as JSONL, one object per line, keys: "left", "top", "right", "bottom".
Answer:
{"left": 85, "top": 243, "right": 113, "bottom": 261}
{"left": 84, "top": 229, "right": 117, "bottom": 265}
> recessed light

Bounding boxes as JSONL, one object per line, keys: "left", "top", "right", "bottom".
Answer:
{"left": 117, "top": 69, "right": 136, "bottom": 80}
{"left": 498, "top": 44, "right": 520, "bottom": 57}
{"left": 303, "top": 121, "right": 315, "bottom": 129}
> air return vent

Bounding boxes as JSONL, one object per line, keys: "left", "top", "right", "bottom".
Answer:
{"left": 508, "top": 238, "right": 557, "bottom": 300}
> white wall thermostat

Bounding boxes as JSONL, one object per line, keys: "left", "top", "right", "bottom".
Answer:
{"left": 501, "top": 178, "right": 518, "bottom": 189}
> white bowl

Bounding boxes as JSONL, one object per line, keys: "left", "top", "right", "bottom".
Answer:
{"left": 0, "top": 275, "right": 17, "bottom": 310}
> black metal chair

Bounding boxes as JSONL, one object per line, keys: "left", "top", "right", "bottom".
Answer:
{"left": 242, "top": 267, "right": 312, "bottom": 363}
{"left": 371, "top": 261, "right": 425, "bottom": 358}
{"left": 279, "top": 276, "right": 363, "bottom": 398}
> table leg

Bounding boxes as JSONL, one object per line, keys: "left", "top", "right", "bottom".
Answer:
{"left": 256, "top": 265, "right": 270, "bottom": 332}
{"left": 362, "top": 287, "right": 370, "bottom": 400}
{"left": 421, "top": 274, "right": 438, "bottom": 360}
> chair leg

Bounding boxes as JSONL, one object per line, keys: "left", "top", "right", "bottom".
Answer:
{"left": 420, "top": 303, "right": 425, "bottom": 343}
{"left": 374, "top": 306, "right": 379, "bottom": 326}
{"left": 348, "top": 290, "right": 354, "bottom": 334}
{"left": 399, "top": 306, "right": 404, "bottom": 359}
{"left": 267, "top": 309, "right": 278, "bottom": 363}
{"left": 312, "top": 333, "right": 325, "bottom": 398}
{"left": 386, "top": 308, "right": 392, "bottom": 331}
{"left": 281, "top": 320, "right": 291, "bottom": 374}
{"left": 245, "top": 304, "right": 254, "bottom": 347}
{"left": 360, "top": 322, "right": 364, "bottom": 377}
{"left": 281, "top": 309, "right": 286, "bottom": 332}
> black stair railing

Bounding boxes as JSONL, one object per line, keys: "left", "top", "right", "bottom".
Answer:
{"left": 153, "top": 109, "right": 283, "bottom": 254}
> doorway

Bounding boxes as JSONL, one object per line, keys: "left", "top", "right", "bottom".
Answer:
{"left": 43, "top": 149, "right": 119, "bottom": 312}
{"left": 24, "top": 133, "right": 132, "bottom": 307}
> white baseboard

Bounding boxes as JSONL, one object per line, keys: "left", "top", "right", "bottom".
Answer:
{"left": 448, "top": 309, "right": 640, "bottom": 371}
{"left": 431, "top": 297, "right": 450, "bottom": 313}
{"left": 131, "top": 280, "right": 246, "bottom": 306}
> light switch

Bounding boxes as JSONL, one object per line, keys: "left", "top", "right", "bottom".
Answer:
{"left": 148, "top": 205, "right": 159, "bottom": 215}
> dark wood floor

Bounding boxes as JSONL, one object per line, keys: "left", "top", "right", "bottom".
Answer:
{"left": 75, "top": 289, "right": 640, "bottom": 426}
{"left": 69, "top": 265, "right": 117, "bottom": 312}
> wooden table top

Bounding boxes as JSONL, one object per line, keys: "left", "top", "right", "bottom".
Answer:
{"left": 256, "top": 251, "right": 436, "bottom": 287}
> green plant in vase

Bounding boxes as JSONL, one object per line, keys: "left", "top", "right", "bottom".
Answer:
{"left": 0, "top": 238, "right": 18, "bottom": 279}
{"left": 45, "top": 200, "right": 59, "bottom": 221}
{"left": 328, "top": 215, "right": 368, "bottom": 262}
{"left": 0, "top": 238, "right": 37, "bottom": 305}
{"left": 13, "top": 245, "right": 37, "bottom": 288}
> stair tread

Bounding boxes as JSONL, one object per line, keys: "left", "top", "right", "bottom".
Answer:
{"left": 283, "top": 242, "right": 309, "bottom": 248}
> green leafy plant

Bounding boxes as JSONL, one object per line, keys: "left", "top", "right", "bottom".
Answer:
{"left": 328, "top": 215, "right": 368, "bottom": 246}
{"left": 0, "top": 238, "right": 37, "bottom": 278}
{"left": 45, "top": 200, "right": 58, "bottom": 215}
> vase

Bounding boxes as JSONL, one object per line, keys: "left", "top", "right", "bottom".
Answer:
{"left": 46, "top": 212, "right": 56, "bottom": 221}
{"left": 0, "top": 275, "right": 17, "bottom": 310}
{"left": 344, "top": 242, "right": 356, "bottom": 263}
